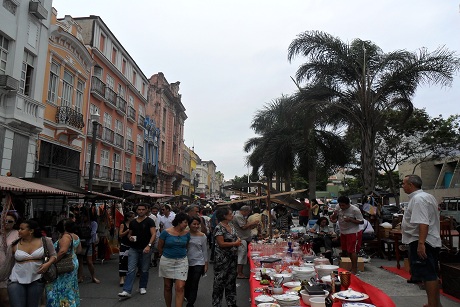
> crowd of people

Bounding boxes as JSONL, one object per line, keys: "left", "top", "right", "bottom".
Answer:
{"left": 0, "top": 177, "right": 444, "bottom": 307}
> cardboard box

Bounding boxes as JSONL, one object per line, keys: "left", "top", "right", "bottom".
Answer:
{"left": 339, "top": 257, "right": 365, "bottom": 272}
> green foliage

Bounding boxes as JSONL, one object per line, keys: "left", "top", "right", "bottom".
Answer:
{"left": 288, "top": 30, "right": 460, "bottom": 194}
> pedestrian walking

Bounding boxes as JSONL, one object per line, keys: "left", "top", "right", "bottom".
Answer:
{"left": 118, "top": 203, "right": 156, "bottom": 298}
{"left": 184, "top": 216, "right": 208, "bottom": 307}
{"left": 212, "top": 206, "right": 241, "bottom": 307}
{"left": 118, "top": 211, "right": 134, "bottom": 286}
{"left": 158, "top": 212, "right": 190, "bottom": 307}
{"left": 232, "top": 205, "right": 258, "bottom": 279}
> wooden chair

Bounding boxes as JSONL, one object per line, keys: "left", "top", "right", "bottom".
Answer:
{"left": 378, "top": 226, "right": 395, "bottom": 260}
{"left": 440, "top": 219, "right": 454, "bottom": 251}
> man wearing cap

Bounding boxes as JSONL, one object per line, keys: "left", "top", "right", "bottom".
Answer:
{"left": 232, "top": 205, "right": 259, "bottom": 279}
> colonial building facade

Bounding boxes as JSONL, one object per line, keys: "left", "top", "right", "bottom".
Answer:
{"left": 0, "top": 0, "right": 52, "bottom": 177}
{"left": 38, "top": 11, "right": 93, "bottom": 186}
{"left": 73, "top": 16, "right": 149, "bottom": 192}
{"left": 147, "top": 72, "right": 186, "bottom": 195}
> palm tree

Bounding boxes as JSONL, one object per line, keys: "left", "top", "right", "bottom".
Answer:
{"left": 245, "top": 95, "right": 351, "bottom": 199}
{"left": 244, "top": 96, "right": 298, "bottom": 191}
{"left": 288, "top": 30, "right": 460, "bottom": 194}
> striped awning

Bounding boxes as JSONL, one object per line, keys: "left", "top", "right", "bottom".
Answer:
{"left": 0, "top": 176, "right": 80, "bottom": 197}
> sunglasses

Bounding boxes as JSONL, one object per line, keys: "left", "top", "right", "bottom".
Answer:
{"left": 6, "top": 220, "right": 15, "bottom": 224}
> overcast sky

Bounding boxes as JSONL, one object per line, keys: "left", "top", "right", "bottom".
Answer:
{"left": 54, "top": 0, "right": 460, "bottom": 180}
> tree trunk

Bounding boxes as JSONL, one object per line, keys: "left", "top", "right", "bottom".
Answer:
{"left": 361, "top": 126, "right": 376, "bottom": 195}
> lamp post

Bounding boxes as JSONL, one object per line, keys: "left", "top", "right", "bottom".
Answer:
{"left": 88, "top": 110, "right": 100, "bottom": 192}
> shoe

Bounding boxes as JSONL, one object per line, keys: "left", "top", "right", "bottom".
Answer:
{"left": 118, "top": 291, "right": 131, "bottom": 298}
{"left": 140, "top": 288, "right": 147, "bottom": 295}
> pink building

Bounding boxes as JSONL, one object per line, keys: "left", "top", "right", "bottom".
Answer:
{"left": 147, "top": 73, "right": 186, "bottom": 195}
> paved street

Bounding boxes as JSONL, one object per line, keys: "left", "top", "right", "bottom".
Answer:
{"left": 78, "top": 253, "right": 460, "bottom": 307}
{"left": 78, "top": 256, "right": 250, "bottom": 307}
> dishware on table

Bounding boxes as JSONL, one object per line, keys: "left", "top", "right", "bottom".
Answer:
{"left": 309, "top": 296, "right": 326, "bottom": 307}
{"left": 254, "top": 294, "right": 276, "bottom": 305}
{"left": 339, "top": 271, "right": 351, "bottom": 289}
{"left": 299, "top": 289, "right": 329, "bottom": 304}
{"left": 256, "top": 303, "right": 281, "bottom": 307}
{"left": 283, "top": 281, "right": 301, "bottom": 288}
{"left": 320, "top": 274, "right": 340, "bottom": 285}
{"left": 342, "top": 303, "right": 376, "bottom": 307}
{"left": 315, "top": 264, "right": 339, "bottom": 277}
{"left": 273, "top": 273, "right": 292, "bottom": 282}
{"left": 272, "top": 294, "right": 300, "bottom": 307}
{"left": 273, "top": 286, "right": 284, "bottom": 294}
{"left": 333, "top": 288, "right": 369, "bottom": 302}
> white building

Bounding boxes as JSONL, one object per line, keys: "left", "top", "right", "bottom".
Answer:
{"left": 0, "top": 0, "right": 52, "bottom": 176}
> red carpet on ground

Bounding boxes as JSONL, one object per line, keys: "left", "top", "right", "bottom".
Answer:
{"left": 381, "top": 266, "right": 460, "bottom": 303}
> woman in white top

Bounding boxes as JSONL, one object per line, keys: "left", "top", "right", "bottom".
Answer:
{"left": 7, "top": 219, "right": 56, "bottom": 307}
{"left": 184, "top": 216, "right": 208, "bottom": 307}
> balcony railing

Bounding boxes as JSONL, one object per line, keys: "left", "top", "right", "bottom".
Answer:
{"left": 1, "top": 92, "right": 45, "bottom": 134}
{"left": 116, "top": 96, "right": 127, "bottom": 115}
{"left": 114, "top": 133, "right": 124, "bottom": 148}
{"left": 126, "top": 140, "right": 134, "bottom": 153}
{"left": 127, "top": 106, "right": 136, "bottom": 123}
{"left": 136, "top": 145, "right": 144, "bottom": 158}
{"left": 55, "top": 106, "right": 84, "bottom": 130}
{"left": 143, "top": 163, "right": 155, "bottom": 176}
{"left": 85, "top": 162, "right": 100, "bottom": 178}
{"left": 138, "top": 114, "right": 145, "bottom": 128}
{"left": 113, "top": 169, "right": 122, "bottom": 182}
{"left": 167, "top": 164, "right": 182, "bottom": 174}
{"left": 104, "top": 87, "right": 117, "bottom": 108}
{"left": 100, "top": 166, "right": 112, "bottom": 180}
{"left": 102, "top": 126, "right": 114, "bottom": 144}
{"left": 90, "top": 76, "right": 105, "bottom": 100}
{"left": 135, "top": 174, "right": 142, "bottom": 185}
{"left": 124, "top": 171, "right": 132, "bottom": 183}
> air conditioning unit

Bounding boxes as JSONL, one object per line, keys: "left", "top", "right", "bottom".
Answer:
{"left": 29, "top": 1, "right": 48, "bottom": 19}
{"left": 0, "top": 75, "right": 19, "bottom": 91}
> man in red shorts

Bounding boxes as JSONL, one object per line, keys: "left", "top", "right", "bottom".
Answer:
{"left": 330, "top": 196, "right": 364, "bottom": 274}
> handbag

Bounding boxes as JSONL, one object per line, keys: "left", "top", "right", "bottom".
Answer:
{"left": 56, "top": 235, "right": 75, "bottom": 274}
{"left": 41, "top": 237, "right": 57, "bottom": 283}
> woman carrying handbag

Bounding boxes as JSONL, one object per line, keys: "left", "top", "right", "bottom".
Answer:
{"left": 45, "top": 219, "right": 82, "bottom": 307}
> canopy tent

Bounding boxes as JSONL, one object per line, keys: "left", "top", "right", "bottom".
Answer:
{"left": 0, "top": 176, "right": 80, "bottom": 198}
{"left": 222, "top": 188, "right": 308, "bottom": 211}
{"left": 106, "top": 189, "right": 173, "bottom": 200}
{"left": 21, "top": 177, "right": 123, "bottom": 201}
{"left": 224, "top": 183, "right": 307, "bottom": 211}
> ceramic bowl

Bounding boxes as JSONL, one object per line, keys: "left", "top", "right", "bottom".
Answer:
{"left": 309, "top": 297, "right": 326, "bottom": 307}
{"left": 272, "top": 273, "right": 292, "bottom": 282}
{"left": 300, "top": 289, "right": 329, "bottom": 304}
{"left": 315, "top": 264, "right": 339, "bottom": 278}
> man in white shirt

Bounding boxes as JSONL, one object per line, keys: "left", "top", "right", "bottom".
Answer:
{"left": 401, "top": 174, "right": 442, "bottom": 307}
{"left": 149, "top": 205, "right": 161, "bottom": 267}
{"left": 158, "top": 204, "right": 175, "bottom": 232}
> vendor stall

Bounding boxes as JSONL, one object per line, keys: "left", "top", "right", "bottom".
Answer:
{"left": 248, "top": 242, "right": 395, "bottom": 307}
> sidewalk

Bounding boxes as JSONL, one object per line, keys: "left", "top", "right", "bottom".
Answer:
{"left": 354, "top": 257, "right": 459, "bottom": 307}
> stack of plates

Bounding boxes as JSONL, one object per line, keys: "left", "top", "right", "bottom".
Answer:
{"left": 272, "top": 294, "right": 300, "bottom": 306}
{"left": 342, "top": 303, "right": 376, "bottom": 307}
{"left": 291, "top": 266, "right": 315, "bottom": 281}
{"left": 254, "top": 295, "right": 276, "bottom": 305}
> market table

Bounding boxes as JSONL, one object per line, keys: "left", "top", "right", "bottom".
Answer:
{"left": 249, "top": 248, "right": 395, "bottom": 307}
